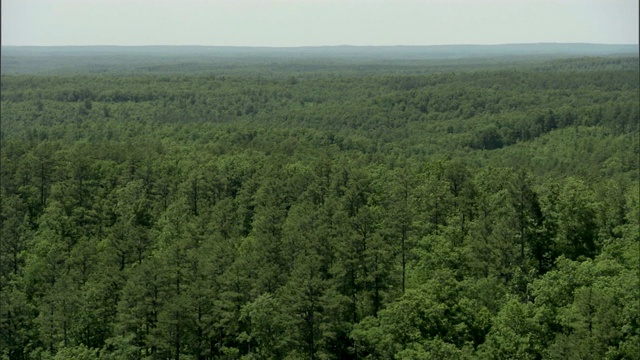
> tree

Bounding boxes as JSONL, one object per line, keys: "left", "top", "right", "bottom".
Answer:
{"left": 382, "top": 166, "right": 417, "bottom": 294}
{"left": 479, "top": 298, "right": 542, "bottom": 359}
{"left": 551, "top": 178, "right": 601, "bottom": 260}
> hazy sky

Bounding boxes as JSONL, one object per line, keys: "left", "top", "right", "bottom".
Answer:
{"left": 2, "top": 0, "right": 638, "bottom": 46}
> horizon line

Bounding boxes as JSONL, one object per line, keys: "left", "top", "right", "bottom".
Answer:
{"left": 2, "top": 42, "right": 639, "bottom": 48}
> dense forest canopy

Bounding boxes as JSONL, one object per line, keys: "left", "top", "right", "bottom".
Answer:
{"left": 1, "top": 46, "right": 639, "bottom": 359}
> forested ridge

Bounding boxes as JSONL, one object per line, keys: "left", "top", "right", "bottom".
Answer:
{"left": 1, "top": 54, "right": 639, "bottom": 359}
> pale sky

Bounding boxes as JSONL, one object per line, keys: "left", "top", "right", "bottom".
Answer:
{"left": 2, "top": 0, "right": 638, "bottom": 47}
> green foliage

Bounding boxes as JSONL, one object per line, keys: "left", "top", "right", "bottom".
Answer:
{"left": 1, "top": 54, "right": 638, "bottom": 359}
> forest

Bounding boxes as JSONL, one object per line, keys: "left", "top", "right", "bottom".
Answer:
{"left": 1, "top": 47, "right": 639, "bottom": 359}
